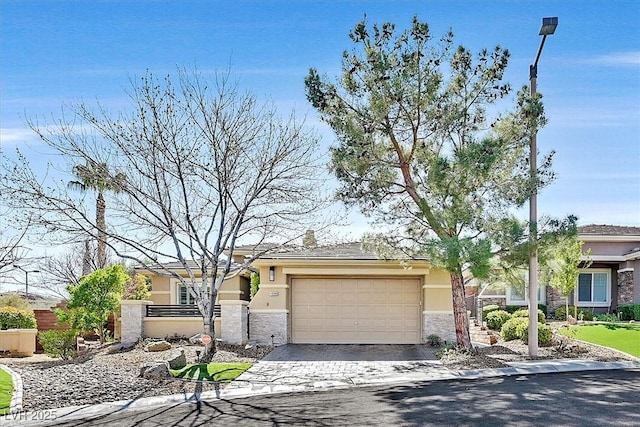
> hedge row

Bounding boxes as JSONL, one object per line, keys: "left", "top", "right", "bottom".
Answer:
{"left": 553, "top": 306, "right": 594, "bottom": 321}
{"left": 0, "top": 306, "right": 37, "bottom": 329}
{"left": 482, "top": 304, "right": 548, "bottom": 320}
{"left": 617, "top": 304, "right": 640, "bottom": 321}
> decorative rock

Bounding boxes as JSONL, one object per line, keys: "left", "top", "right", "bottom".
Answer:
{"left": 144, "top": 340, "right": 171, "bottom": 352}
{"left": 139, "top": 362, "right": 172, "bottom": 379}
{"left": 107, "top": 342, "right": 137, "bottom": 354}
{"left": 189, "top": 333, "right": 205, "bottom": 345}
{"left": 166, "top": 347, "right": 187, "bottom": 370}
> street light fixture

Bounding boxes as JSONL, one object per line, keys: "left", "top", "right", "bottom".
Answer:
{"left": 528, "top": 17, "right": 558, "bottom": 357}
{"left": 12, "top": 264, "right": 40, "bottom": 298}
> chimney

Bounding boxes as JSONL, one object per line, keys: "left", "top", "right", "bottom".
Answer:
{"left": 302, "top": 230, "right": 318, "bottom": 249}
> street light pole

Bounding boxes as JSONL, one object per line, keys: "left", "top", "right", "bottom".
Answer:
{"left": 13, "top": 264, "right": 40, "bottom": 298}
{"left": 528, "top": 17, "right": 558, "bottom": 357}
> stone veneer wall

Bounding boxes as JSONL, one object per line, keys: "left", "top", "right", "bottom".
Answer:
{"left": 423, "top": 313, "right": 455, "bottom": 343}
{"left": 119, "top": 300, "right": 150, "bottom": 344}
{"left": 617, "top": 270, "right": 634, "bottom": 305}
{"left": 546, "top": 286, "right": 565, "bottom": 315}
{"left": 220, "top": 300, "right": 249, "bottom": 345}
{"left": 249, "top": 311, "right": 288, "bottom": 345}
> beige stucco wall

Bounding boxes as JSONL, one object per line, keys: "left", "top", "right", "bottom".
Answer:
{"left": 143, "top": 317, "right": 221, "bottom": 340}
{"left": 145, "top": 271, "right": 250, "bottom": 305}
{"left": 250, "top": 259, "right": 453, "bottom": 313}
{"left": 0, "top": 329, "right": 37, "bottom": 356}
{"left": 248, "top": 258, "right": 454, "bottom": 343}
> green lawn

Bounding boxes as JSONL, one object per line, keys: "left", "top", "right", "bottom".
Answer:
{"left": 170, "top": 362, "right": 252, "bottom": 382}
{"left": 0, "top": 367, "right": 13, "bottom": 415}
{"left": 559, "top": 323, "right": 640, "bottom": 357}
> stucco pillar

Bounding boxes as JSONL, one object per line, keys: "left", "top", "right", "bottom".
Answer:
{"left": 220, "top": 300, "right": 249, "bottom": 345}
{"left": 120, "top": 300, "right": 152, "bottom": 344}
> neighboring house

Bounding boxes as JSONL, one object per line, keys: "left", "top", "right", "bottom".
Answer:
{"left": 479, "top": 224, "right": 640, "bottom": 316}
{"left": 235, "top": 241, "right": 456, "bottom": 345}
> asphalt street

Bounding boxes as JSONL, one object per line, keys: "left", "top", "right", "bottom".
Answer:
{"left": 17, "top": 369, "right": 640, "bottom": 427}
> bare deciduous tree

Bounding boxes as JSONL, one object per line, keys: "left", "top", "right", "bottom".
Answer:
{"left": 1, "top": 69, "right": 333, "bottom": 358}
{"left": 0, "top": 208, "right": 30, "bottom": 275}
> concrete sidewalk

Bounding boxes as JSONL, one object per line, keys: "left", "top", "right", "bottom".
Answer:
{"left": 4, "top": 356, "right": 639, "bottom": 426}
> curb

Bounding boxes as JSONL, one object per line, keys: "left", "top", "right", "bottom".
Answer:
{"left": 0, "top": 364, "right": 23, "bottom": 414}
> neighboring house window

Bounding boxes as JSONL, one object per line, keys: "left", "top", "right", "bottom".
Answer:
{"left": 506, "top": 284, "right": 545, "bottom": 305}
{"left": 577, "top": 270, "right": 609, "bottom": 306}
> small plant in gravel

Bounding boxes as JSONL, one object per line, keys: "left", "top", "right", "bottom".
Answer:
{"left": 38, "top": 329, "right": 77, "bottom": 360}
{"left": 426, "top": 334, "right": 443, "bottom": 346}
{"left": 434, "top": 342, "right": 457, "bottom": 358}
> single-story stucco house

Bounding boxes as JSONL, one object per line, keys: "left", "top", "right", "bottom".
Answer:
{"left": 479, "top": 224, "right": 640, "bottom": 316}
{"left": 119, "top": 240, "right": 457, "bottom": 345}
{"left": 238, "top": 241, "right": 455, "bottom": 345}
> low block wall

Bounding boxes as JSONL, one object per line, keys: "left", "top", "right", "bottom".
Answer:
{"left": 0, "top": 329, "right": 38, "bottom": 356}
{"left": 143, "top": 317, "right": 221, "bottom": 340}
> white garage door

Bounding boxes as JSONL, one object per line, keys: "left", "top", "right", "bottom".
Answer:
{"left": 291, "top": 277, "right": 421, "bottom": 344}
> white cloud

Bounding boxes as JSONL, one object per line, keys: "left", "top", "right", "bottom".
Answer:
{"left": 0, "top": 127, "right": 37, "bottom": 146}
{"left": 585, "top": 51, "right": 640, "bottom": 66}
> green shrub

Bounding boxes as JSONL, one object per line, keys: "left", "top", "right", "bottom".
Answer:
{"left": 594, "top": 313, "right": 619, "bottom": 322}
{"left": 0, "top": 306, "right": 37, "bottom": 329}
{"left": 505, "top": 305, "right": 522, "bottom": 314}
{"left": 554, "top": 306, "right": 594, "bottom": 321}
{"left": 617, "top": 304, "right": 640, "bottom": 321}
{"left": 538, "top": 304, "right": 548, "bottom": 317}
{"left": 501, "top": 317, "right": 527, "bottom": 341}
{"left": 250, "top": 272, "right": 260, "bottom": 299}
{"left": 426, "top": 334, "right": 442, "bottom": 346}
{"left": 38, "top": 330, "right": 77, "bottom": 360}
{"left": 511, "top": 308, "right": 546, "bottom": 324}
{"left": 517, "top": 321, "right": 553, "bottom": 345}
{"left": 486, "top": 310, "right": 511, "bottom": 331}
{"left": 501, "top": 317, "right": 552, "bottom": 344}
{"left": 481, "top": 304, "right": 500, "bottom": 321}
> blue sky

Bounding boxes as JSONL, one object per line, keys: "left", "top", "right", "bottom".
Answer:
{"left": 1, "top": 0, "right": 639, "bottom": 236}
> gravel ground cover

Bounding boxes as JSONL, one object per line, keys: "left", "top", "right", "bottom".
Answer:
{"left": 2, "top": 328, "right": 637, "bottom": 411}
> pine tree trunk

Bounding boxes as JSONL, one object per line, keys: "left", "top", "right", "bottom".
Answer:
{"left": 450, "top": 272, "right": 472, "bottom": 349}
{"left": 96, "top": 190, "right": 107, "bottom": 269}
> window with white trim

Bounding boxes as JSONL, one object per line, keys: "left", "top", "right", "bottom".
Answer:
{"left": 577, "top": 270, "right": 610, "bottom": 306}
{"left": 506, "top": 284, "right": 545, "bottom": 305}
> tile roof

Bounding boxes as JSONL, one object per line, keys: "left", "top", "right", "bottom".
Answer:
{"left": 257, "top": 242, "right": 381, "bottom": 260}
{"left": 252, "top": 241, "right": 429, "bottom": 261}
{"left": 578, "top": 224, "right": 640, "bottom": 236}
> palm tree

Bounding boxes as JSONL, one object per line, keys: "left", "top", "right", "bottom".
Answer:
{"left": 68, "top": 161, "right": 126, "bottom": 270}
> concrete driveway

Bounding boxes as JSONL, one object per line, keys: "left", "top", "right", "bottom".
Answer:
{"left": 262, "top": 344, "right": 438, "bottom": 361}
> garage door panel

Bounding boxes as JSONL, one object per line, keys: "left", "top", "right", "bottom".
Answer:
{"left": 292, "top": 277, "right": 421, "bottom": 344}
